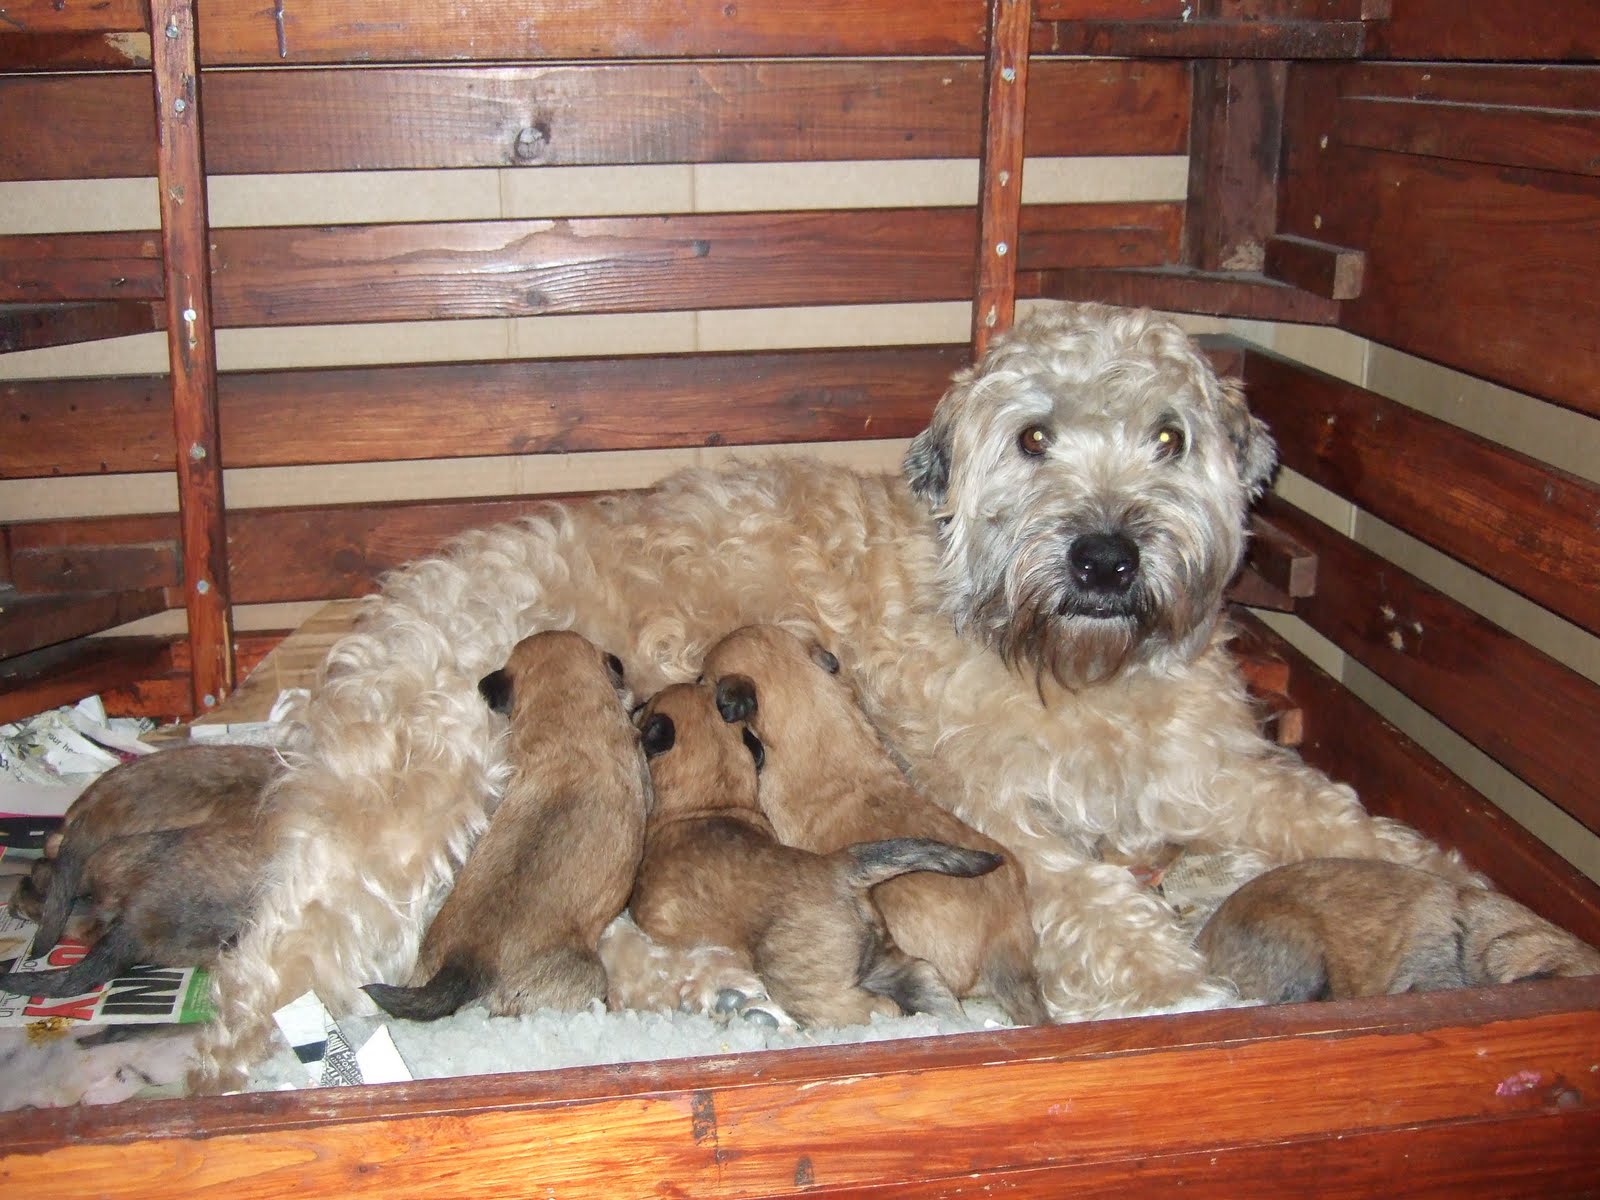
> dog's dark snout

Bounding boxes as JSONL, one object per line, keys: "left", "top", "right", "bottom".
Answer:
{"left": 1068, "top": 533, "right": 1140, "bottom": 594}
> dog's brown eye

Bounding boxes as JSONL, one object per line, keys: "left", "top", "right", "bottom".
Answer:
{"left": 1018, "top": 425, "right": 1050, "bottom": 457}
{"left": 1154, "top": 424, "right": 1186, "bottom": 460}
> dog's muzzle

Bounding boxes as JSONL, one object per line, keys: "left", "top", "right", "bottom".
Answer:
{"left": 1061, "top": 532, "right": 1143, "bottom": 619}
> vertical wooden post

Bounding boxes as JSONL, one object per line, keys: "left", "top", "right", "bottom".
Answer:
{"left": 151, "top": 0, "right": 235, "bottom": 713}
{"left": 971, "top": 0, "right": 1032, "bottom": 360}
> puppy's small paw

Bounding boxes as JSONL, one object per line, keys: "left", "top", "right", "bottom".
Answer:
{"left": 712, "top": 986, "right": 796, "bottom": 1030}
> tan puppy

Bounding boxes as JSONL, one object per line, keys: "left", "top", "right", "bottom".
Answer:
{"left": 363, "top": 631, "right": 650, "bottom": 1020}
{"left": 631, "top": 681, "right": 1002, "bottom": 1027}
{"left": 1197, "top": 857, "right": 1600, "bottom": 1003}
{"left": 1, "top": 744, "right": 279, "bottom": 998}
{"left": 701, "top": 624, "right": 1047, "bottom": 1025}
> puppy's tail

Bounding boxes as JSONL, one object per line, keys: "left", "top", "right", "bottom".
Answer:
{"left": 27, "top": 848, "right": 85, "bottom": 957}
{"left": 362, "top": 957, "right": 488, "bottom": 1022}
{"left": 0, "top": 923, "right": 138, "bottom": 999}
{"left": 844, "top": 837, "right": 1003, "bottom": 892}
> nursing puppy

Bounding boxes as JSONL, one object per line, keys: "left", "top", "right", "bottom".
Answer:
{"left": 1197, "top": 857, "right": 1600, "bottom": 1003}
{"left": 363, "top": 630, "right": 649, "bottom": 1020}
{"left": 632, "top": 680, "right": 1000, "bottom": 1027}
{"left": 1, "top": 744, "right": 279, "bottom": 999}
{"left": 702, "top": 624, "right": 1046, "bottom": 1026}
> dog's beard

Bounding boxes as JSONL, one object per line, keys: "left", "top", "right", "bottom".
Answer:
{"left": 950, "top": 514, "right": 1233, "bottom": 690}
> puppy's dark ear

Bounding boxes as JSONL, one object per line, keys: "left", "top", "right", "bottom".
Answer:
{"left": 903, "top": 421, "right": 951, "bottom": 509}
{"left": 478, "top": 668, "right": 513, "bottom": 715}
{"left": 640, "top": 712, "right": 676, "bottom": 759}
{"left": 810, "top": 644, "right": 840, "bottom": 674}
{"left": 714, "top": 675, "right": 758, "bottom": 724}
{"left": 742, "top": 728, "right": 765, "bottom": 772}
{"left": 603, "top": 652, "right": 626, "bottom": 687}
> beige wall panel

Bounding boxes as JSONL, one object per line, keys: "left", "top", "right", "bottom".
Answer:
{"left": 209, "top": 170, "right": 503, "bottom": 227}
{"left": 696, "top": 301, "right": 970, "bottom": 350}
{"left": 0, "top": 331, "right": 169, "bottom": 381}
{"left": 500, "top": 164, "right": 695, "bottom": 217}
{"left": 0, "top": 178, "right": 158, "bottom": 233}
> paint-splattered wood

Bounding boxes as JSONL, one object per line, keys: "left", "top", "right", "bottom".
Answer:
{"left": 1237, "top": 611, "right": 1600, "bottom": 948}
{"left": 151, "top": 0, "right": 233, "bottom": 712}
{"left": 971, "top": 0, "right": 1032, "bottom": 355}
{"left": 0, "top": 346, "right": 965, "bottom": 479}
{"left": 1241, "top": 346, "right": 1600, "bottom": 637}
{"left": 1279, "top": 65, "right": 1600, "bottom": 414}
{"left": 1028, "top": 266, "right": 1341, "bottom": 323}
{"left": 2, "top": 983, "right": 1597, "bottom": 1197}
{"left": 0, "top": 59, "right": 1188, "bottom": 180}
{"left": 1257, "top": 494, "right": 1600, "bottom": 839}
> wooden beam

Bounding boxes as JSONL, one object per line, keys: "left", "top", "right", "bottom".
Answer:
{"left": 0, "top": 301, "right": 161, "bottom": 353}
{"left": 151, "top": 0, "right": 234, "bottom": 712}
{"left": 1257, "top": 495, "right": 1600, "bottom": 840}
{"left": 1026, "top": 266, "right": 1341, "bottom": 323}
{"left": 1264, "top": 233, "right": 1365, "bottom": 300}
{"left": 0, "top": 0, "right": 148, "bottom": 33}
{"left": 0, "top": 59, "right": 1189, "bottom": 180}
{"left": 1241, "top": 345, "right": 1600, "bottom": 637}
{"left": 971, "top": 0, "right": 1032, "bottom": 357}
{"left": 1040, "top": 18, "right": 1369, "bottom": 59}
{"left": 0, "top": 637, "right": 177, "bottom": 725}
{"left": 0, "top": 587, "right": 169, "bottom": 660}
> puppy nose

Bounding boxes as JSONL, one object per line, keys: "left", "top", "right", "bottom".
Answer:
{"left": 1068, "top": 532, "right": 1140, "bottom": 594}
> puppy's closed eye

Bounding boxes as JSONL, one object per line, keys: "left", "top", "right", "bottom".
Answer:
{"left": 640, "top": 712, "right": 676, "bottom": 758}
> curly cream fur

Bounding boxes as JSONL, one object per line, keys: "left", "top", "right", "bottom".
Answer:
{"left": 195, "top": 302, "right": 1467, "bottom": 1086}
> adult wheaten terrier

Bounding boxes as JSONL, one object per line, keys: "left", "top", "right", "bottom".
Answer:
{"left": 196, "top": 301, "right": 1466, "bottom": 1085}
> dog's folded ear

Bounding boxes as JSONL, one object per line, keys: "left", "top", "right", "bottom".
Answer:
{"left": 477, "top": 668, "right": 513, "bottom": 715}
{"left": 640, "top": 712, "right": 676, "bottom": 758}
{"left": 714, "top": 675, "right": 758, "bottom": 723}
{"left": 903, "top": 420, "right": 952, "bottom": 509}
{"left": 1217, "top": 377, "right": 1278, "bottom": 501}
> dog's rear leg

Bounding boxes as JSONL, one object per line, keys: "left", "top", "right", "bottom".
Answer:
{"left": 863, "top": 948, "right": 964, "bottom": 1021}
{"left": 599, "top": 912, "right": 793, "bottom": 1025}
{"left": 0, "top": 923, "right": 139, "bottom": 999}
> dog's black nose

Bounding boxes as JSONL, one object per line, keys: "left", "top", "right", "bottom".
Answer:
{"left": 1068, "top": 533, "right": 1140, "bottom": 594}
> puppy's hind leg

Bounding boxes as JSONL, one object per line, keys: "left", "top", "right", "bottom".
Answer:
{"left": 981, "top": 946, "right": 1048, "bottom": 1026}
{"left": 0, "top": 922, "right": 140, "bottom": 999}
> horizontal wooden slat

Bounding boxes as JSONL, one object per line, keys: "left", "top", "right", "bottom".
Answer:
{"left": 0, "top": 636, "right": 175, "bottom": 725}
{"left": 0, "top": 59, "right": 1188, "bottom": 180}
{"left": 0, "top": 0, "right": 148, "bottom": 33}
{"left": 1257, "top": 494, "right": 1600, "bottom": 839}
{"left": 1027, "top": 266, "right": 1341, "bottom": 323}
{"left": 1328, "top": 62, "right": 1600, "bottom": 113}
{"left": 1337, "top": 95, "right": 1600, "bottom": 179}
{"left": 1040, "top": 18, "right": 1367, "bottom": 59}
{"left": 1279, "top": 64, "right": 1600, "bottom": 414}
{"left": 1, "top": 346, "right": 967, "bottom": 478}
{"left": 0, "top": 300, "right": 162, "bottom": 353}
{"left": 0, "top": 31, "right": 151, "bottom": 71}
{"left": 1237, "top": 610, "right": 1600, "bottom": 948}
{"left": 1365, "top": 0, "right": 1600, "bottom": 61}
{"left": 197, "top": 0, "right": 988, "bottom": 64}
{"left": 3, "top": 980, "right": 1598, "bottom": 1197}
{"left": 0, "top": 586, "right": 169, "bottom": 659}
{"left": 1241, "top": 345, "right": 1600, "bottom": 638}
{"left": 0, "top": 205, "right": 1180, "bottom": 324}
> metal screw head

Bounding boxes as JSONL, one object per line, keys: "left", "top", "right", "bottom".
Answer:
{"left": 202, "top": 694, "right": 217, "bottom": 708}
{"left": 174, "top": 98, "right": 188, "bottom": 114}
{"left": 182, "top": 307, "right": 198, "bottom": 323}
{"left": 995, "top": 241, "right": 1009, "bottom": 257}
{"left": 165, "top": 21, "right": 179, "bottom": 38}
{"left": 1001, "top": 66, "right": 1016, "bottom": 83}
{"left": 189, "top": 443, "right": 207, "bottom": 461}
{"left": 196, "top": 579, "right": 211, "bottom": 595}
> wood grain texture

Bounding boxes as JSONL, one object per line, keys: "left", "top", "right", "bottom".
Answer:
{"left": 0, "top": 0, "right": 148, "bottom": 33}
{"left": 0, "top": 346, "right": 965, "bottom": 479}
{"left": 151, "top": 0, "right": 233, "bottom": 710}
{"left": 1365, "top": 0, "right": 1600, "bottom": 61}
{"left": 0, "top": 59, "right": 1189, "bottom": 180}
{"left": 1028, "top": 266, "right": 1341, "bottom": 322}
{"left": 0, "top": 301, "right": 161, "bottom": 353}
{"left": 1279, "top": 63, "right": 1600, "bottom": 414}
{"left": 1263, "top": 233, "right": 1365, "bottom": 299}
{"left": 0, "top": 587, "right": 169, "bottom": 659}
{"left": 1040, "top": 17, "right": 1367, "bottom": 58}
{"left": 1337, "top": 96, "right": 1600, "bottom": 179}
{"left": 971, "top": 0, "right": 1032, "bottom": 354}
{"left": 0, "top": 637, "right": 178, "bottom": 725}
{"left": 0, "top": 233, "right": 163, "bottom": 301}
{"left": 2, "top": 984, "right": 1597, "bottom": 1197}
{"left": 1241, "top": 346, "right": 1600, "bottom": 637}
{"left": 1257, "top": 494, "right": 1600, "bottom": 838}
{"left": 195, "top": 0, "right": 988, "bottom": 64}
{"left": 1237, "top": 611, "right": 1600, "bottom": 948}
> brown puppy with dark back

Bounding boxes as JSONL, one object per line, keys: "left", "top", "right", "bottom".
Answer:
{"left": 1197, "top": 857, "right": 1600, "bottom": 1003}
{"left": 701, "top": 624, "right": 1047, "bottom": 1025}
{"left": 631, "top": 680, "right": 1002, "bottom": 1027}
{"left": 1, "top": 743, "right": 279, "bottom": 998}
{"left": 363, "top": 630, "right": 650, "bottom": 1020}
